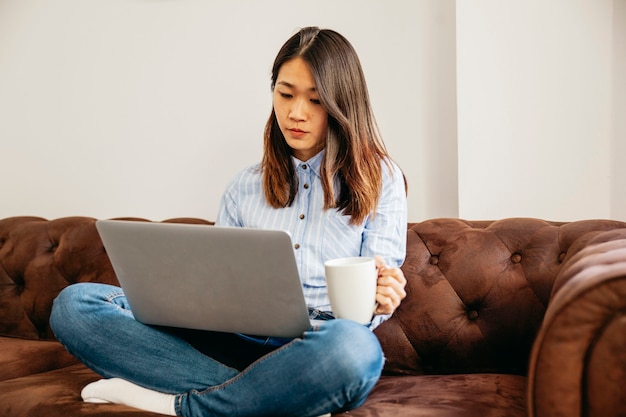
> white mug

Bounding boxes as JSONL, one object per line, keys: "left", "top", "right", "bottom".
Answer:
{"left": 324, "top": 256, "right": 378, "bottom": 324}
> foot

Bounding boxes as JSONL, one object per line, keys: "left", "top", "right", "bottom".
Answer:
{"left": 81, "top": 378, "right": 176, "bottom": 416}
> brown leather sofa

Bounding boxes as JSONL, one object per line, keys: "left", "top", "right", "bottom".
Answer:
{"left": 1, "top": 216, "right": 626, "bottom": 417}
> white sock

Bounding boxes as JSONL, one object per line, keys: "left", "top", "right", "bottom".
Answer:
{"left": 81, "top": 378, "right": 176, "bottom": 416}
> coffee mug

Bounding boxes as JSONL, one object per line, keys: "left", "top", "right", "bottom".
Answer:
{"left": 324, "top": 256, "right": 378, "bottom": 324}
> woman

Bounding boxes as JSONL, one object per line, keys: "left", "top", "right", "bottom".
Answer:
{"left": 51, "top": 27, "right": 408, "bottom": 417}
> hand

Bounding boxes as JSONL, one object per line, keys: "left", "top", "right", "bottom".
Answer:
{"left": 374, "top": 255, "right": 407, "bottom": 315}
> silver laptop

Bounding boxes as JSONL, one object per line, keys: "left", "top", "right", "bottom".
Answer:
{"left": 95, "top": 220, "right": 313, "bottom": 338}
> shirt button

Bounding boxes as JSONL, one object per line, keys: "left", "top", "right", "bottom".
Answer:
{"left": 302, "top": 164, "right": 308, "bottom": 170}
{"left": 299, "top": 214, "right": 305, "bottom": 220}
{"left": 294, "top": 243, "right": 300, "bottom": 249}
{"left": 303, "top": 183, "right": 310, "bottom": 189}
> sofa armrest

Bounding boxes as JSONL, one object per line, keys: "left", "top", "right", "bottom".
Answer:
{"left": 527, "top": 236, "right": 626, "bottom": 417}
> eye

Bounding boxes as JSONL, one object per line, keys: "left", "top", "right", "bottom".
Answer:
{"left": 279, "top": 92, "right": 292, "bottom": 99}
{"left": 310, "top": 98, "right": 321, "bottom": 105}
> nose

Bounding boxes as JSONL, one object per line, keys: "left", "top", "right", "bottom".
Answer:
{"left": 289, "top": 98, "right": 307, "bottom": 122}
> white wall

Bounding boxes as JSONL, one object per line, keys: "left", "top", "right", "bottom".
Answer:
{"left": 0, "top": 0, "right": 623, "bottom": 222}
{"left": 456, "top": 0, "right": 618, "bottom": 221}
{"left": 0, "top": 0, "right": 457, "bottom": 222}
{"left": 613, "top": 0, "right": 626, "bottom": 219}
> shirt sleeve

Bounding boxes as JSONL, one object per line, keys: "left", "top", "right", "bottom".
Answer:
{"left": 360, "top": 160, "right": 408, "bottom": 330}
{"left": 361, "top": 159, "right": 408, "bottom": 267}
{"left": 216, "top": 171, "right": 244, "bottom": 227}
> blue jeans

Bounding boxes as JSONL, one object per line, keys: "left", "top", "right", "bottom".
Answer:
{"left": 50, "top": 283, "right": 384, "bottom": 417}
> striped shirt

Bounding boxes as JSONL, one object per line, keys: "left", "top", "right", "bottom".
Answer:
{"left": 216, "top": 150, "right": 407, "bottom": 328}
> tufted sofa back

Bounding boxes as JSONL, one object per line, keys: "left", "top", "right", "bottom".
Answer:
{"left": 2, "top": 216, "right": 626, "bottom": 377}
{"left": 0, "top": 216, "right": 212, "bottom": 340}
{"left": 376, "top": 218, "right": 626, "bottom": 376}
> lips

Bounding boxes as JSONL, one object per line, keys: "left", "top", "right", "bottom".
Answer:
{"left": 288, "top": 128, "right": 307, "bottom": 138}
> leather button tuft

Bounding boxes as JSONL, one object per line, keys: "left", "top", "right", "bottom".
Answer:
{"left": 510, "top": 253, "right": 522, "bottom": 263}
{"left": 468, "top": 310, "right": 479, "bottom": 320}
{"left": 429, "top": 255, "right": 439, "bottom": 265}
{"left": 11, "top": 274, "right": 25, "bottom": 292}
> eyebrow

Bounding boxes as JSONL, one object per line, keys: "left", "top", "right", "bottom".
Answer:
{"left": 276, "top": 81, "right": 317, "bottom": 92}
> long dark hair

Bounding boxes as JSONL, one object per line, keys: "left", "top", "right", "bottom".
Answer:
{"left": 262, "top": 27, "right": 392, "bottom": 225}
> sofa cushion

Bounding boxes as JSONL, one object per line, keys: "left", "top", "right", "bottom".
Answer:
{"left": 0, "top": 336, "right": 78, "bottom": 381}
{"left": 0, "top": 365, "right": 526, "bottom": 417}
{"left": 0, "top": 364, "right": 164, "bottom": 417}
{"left": 345, "top": 374, "right": 526, "bottom": 417}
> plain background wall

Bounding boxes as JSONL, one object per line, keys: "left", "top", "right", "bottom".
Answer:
{"left": 613, "top": 0, "right": 626, "bottom": 220}
{"left": 0, "top": 0, "right": 623, "bottom": 222}
{"left": 0, "top": 0, "right": 457, "bottom": 222}
{"left": 456, "top": 0, "right": 621, "bottom": 221}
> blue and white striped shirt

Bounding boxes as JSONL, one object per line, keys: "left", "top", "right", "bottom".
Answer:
{"left": 216, "top": 151, "right": 407, "bottom": 327}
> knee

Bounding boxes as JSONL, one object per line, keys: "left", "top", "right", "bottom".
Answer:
{"left": 52, "top": 283, "right": 92, "bottom": 319}
{"left": 310, "top": 319, "right": 384, "bottom": 410}
{"left": 50, "top": 283, "right": 121, "bottom": 341}
{"left": 318, "top": 319, "right": 384, "bottom": 381}
{"left": 50, "top": 284, "right": 87, "bottom": 340}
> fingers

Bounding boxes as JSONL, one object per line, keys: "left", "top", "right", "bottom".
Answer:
{"left": 374, "top": 255, "right": 386, "bottom": 269}
{"left": 373, "top": 257, "right": 407, "bottom": 315}
{"left": 375, "top": 270, "right": 407, "bottom": 314}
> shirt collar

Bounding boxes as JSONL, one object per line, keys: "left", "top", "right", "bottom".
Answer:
{"left": 292, "top": 150, "right": 324, "bottom": 177}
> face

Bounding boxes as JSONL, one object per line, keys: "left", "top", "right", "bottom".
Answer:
{"left": 273, "top": 57, "right": 328, "bottom": 161}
